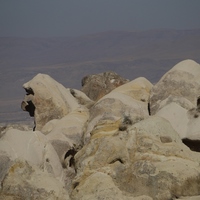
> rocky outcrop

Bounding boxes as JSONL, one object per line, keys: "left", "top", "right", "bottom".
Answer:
{"left": 0, "top": 159, "right": 69, "bottom": 200}
{"left": 0, "top": 129, "right": 64, "bottom": 180}
{"left": 21, "top": 73, "right": 82, "bottom": 131}
{"left": 1, "top": 61, "right": 200, "bottom": 199}
{"left": 72, "top": 116, "right": 200, "bottom": 200}
{"left": 84, "top": 77, "right": 153, "bottom": 143}
{"left": 81, "top": 71, "right": 129, "bottom": 101}
{"left": 42, "top": 107, "right": 89, "bottom": 166}
{"left": 150, "top": 59, "right": 200, "bottom": 144}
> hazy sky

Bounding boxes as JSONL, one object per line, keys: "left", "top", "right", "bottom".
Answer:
{"left": 0, "top": 0, "right": 200, "bottom": 37}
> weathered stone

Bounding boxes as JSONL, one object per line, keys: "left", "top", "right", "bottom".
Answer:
{"left": 0, "top": 160, "right": 69, "bottom": 200}
{"left": 22, "top": 73, "right": 81, "bottom": 130}
{"left": 0, "top": 129, "right": 64, "bottom": 180}
{"left": 150, "top": 59, "right": 200, "bottom": 143}
{"left": 42, "top": 107, "right": 89, "bottom": 167}
{"left": 73, "top": 116, "right": 200, "bottom": 200}
{"left": 84, "top": 77, "right": 152, "bottom": 143}
{"left": 0, "top": 123, "right": 33, "bottom": 138}
{"left": 150, "top": 59, "right": 200, "bottom": 115}
{"left": 71, "top": 172, "right": 152, "bottom": 200}
{"left": 81, "top": 71, "right": 129, "bottom": 101}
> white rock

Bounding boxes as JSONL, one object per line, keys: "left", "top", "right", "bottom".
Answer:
{"left": 0, "top": 129, "right": 64, "bottom": 180}
{"left": 73, "top": 116, "right": 200, "bottom": 200}
{"left": 84, "top": 77, "right": 152, "bottom": 143}
{"left": 22, "top": 73, "right": 81, "bottom": 130}
{"left": 150, "top": 59, "right": 200, "bottom": 140}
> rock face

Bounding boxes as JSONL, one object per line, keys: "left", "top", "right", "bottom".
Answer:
{"left": 0, "top": 159, "right": 69, "bottom": 200}
{"left": 72, "top": 116, "right": 200, "bottom": 200}
{"left": 2, "top": 61, "right": 200, "bottom": 199}
{"left": 0, "top": 129, "right": 64, "bottom": 180}
{"left": 81, "top": 71, "right": 129, "bottom": 101}
{"left": 150, "top": 59, "right": 200, "bottom": 142}
{"left": 84, "top": 77, "right": 153, "bottom": 143}
{"left": 21, "top": 73, "right": 82, "bottom": 131}
{"left": 42, "top": 107, "right": 89, "bottom": 166}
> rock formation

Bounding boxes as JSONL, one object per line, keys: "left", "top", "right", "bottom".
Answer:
{"left": 1, "top": 59, "right": 200, "bottom": 199}
{"left": 81, "top": 71, "right": 129, "bottom": 101}
{"left": 73, "top": 116, "right": 200, "bottom": 200}
{"left": 21, "top": 73, "right": 83, "bottom": 131}
{"left": 150, "top": 59, "right": 200, "bottom": 150}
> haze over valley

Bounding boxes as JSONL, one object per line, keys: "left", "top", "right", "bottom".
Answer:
{"left": 0, "top": 29, "right": 200, "bottom": 123}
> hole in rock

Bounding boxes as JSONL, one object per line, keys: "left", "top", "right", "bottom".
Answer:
{"left": 64, "top": 148, "right": 77, "bottom": 160}
{"left": 109, "top": 158, "right": 124, "bottom": 164}
{"left": 73, "top": 182, "right": 79, "bottom": 189}
{"left": 119, "top": 125, "right": 127, "bottom": 131}
{"left": 25, "top": 101, "right": 35, "bottom": 117}
{"left": 25, "top": 87, "right": 34, "bottom": 95}
{"left": 148, "top": 102, "right": 151, "bottom": 115}
{"left": 182, "top": 138, "right": 200, "bottom": 152}
{"left": 64, "top": 147, "right": 78, "bottom": 168}
{"left": 123, "top": 116, "right": 133, "bottom": 125}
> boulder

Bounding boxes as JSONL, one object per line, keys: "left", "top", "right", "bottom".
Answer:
{"left": 0, "top": 122, "right": 33, "bottom": 138}
{"left": 150, "top": 59, "right": 200, "bottom": 143}
{"left": 0, "top": 159, "right": 69, "bottom": 200}
{"left": 21, "top": 73, "right": 81, "bottom": 131}
{"left": 71, "top": 172, "right": 152, "bottom": 200}
{"left": 72, "top": 116, "right": 200, "bottom": 200}
{"left": 81, "top": 71, "right": 129, "bottom": 101}
{"left": 0, "top": 129, "right": 64, "bottom": 180}
{"left": 42, "top": 107, "right": 89, "bottom": 167}
{"left": 84, "top": 77, "right": 153, "bottom": 143}
{"left": 150, "top": 59, "right": 200, "bottom": 115}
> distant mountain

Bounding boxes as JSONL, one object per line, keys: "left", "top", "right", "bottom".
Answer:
{"left": 0, "top": 29, "right": 200, "bottom": 123}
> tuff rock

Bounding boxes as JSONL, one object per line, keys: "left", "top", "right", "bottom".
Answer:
{"left": 0, "top": 159, "right": 69, "bottom": 200}
{"left": 81, "top": 71, "right": 129, "bottom": 101}
{"left": 0, "top": 129, "right": 64, "bottom": 180}
{"left": 83, "top": 77, "right": 153, "bottom": 143}
{"left": 150, "top": 59, "right": 200, "bottom": 144}
{"left": 1, "top": 59, "right": 200, "bottom": 199}
{"left": 73, "top": 116, "right": 200, "bottom": 200}
{"left": 21, "top": 73, "right": 83, "bottom": 131}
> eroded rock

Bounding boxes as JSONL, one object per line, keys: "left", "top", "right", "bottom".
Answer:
{"left": 72, "top": 116, "right": 200, "bottom": 200}
{"left": 84, "top": 77, "right": 153, "bottom": 143}
{"left": 0, "top": 160, "right": 69, "bottom": 200}
{"left": 81, "top": 71, "right": 129, "bottom": 101}
{"left": 150, "top": 59, "right": 200, "bottom": 147}
{"left": 0, "top": 129, "right": 64, "bottom": 180}
{"left": 22, "top": 73, "right": 82, "bottom": 130}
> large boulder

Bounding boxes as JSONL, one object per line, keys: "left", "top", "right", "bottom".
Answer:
{"left": 72, "top": 116, "right": 200, "bottom": 200}
{"left": 83, "top": 77, "right": 153, "bottom": 143}
{"left": 0, "top": 159, "right": 69, "bottom": 200}
{"left": 42, "top": 107, "right": 89, "bottom": 167}
{"left": 150, "top": 59, "right": 200, "bottom": 115}
{"left": 21, "top": 73, "right": 81, "bottom": 131}
{"left": 150, "top": 60, "right": 200, "bottom": 142}
{"left": 81, "top": 71, "right": 129, "bottom": 101}
{"left": 0, "top": 129, "right": 64, "bottom": 180}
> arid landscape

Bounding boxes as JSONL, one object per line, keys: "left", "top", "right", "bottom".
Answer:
{"left": 0, "top": 29, "right": 200, "bottom": 123}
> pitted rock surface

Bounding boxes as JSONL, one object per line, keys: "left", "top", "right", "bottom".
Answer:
{"left": 81, "top": 71, "right": 129, "bottom": 101}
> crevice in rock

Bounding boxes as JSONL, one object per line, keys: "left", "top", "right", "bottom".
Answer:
{"left": 119, "top": 116, "right": 133, "bottom": 131}
{"left": 64, "top": 148, "right": 78, "bottom": 169}
{"left": 148, "top": 102, "right": 151, "bottom": 115}
{"left": 182, "top": 138, "right": 200, "bottom": 152}
{"left": 123, "top": 116, "right": 133, "bottom": 125}
{"left": 109, "top": 158, "right": 124, "bottom": 164}
{"left": 25, "top": 87, "right": 34, "bottom": 95}
{"left": 24, "top": 101, "right": 35, "bottom": 117}
{"left": 73, "top": 181, "right": 79, "bottom": 189}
